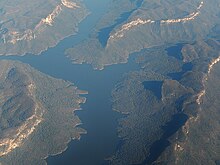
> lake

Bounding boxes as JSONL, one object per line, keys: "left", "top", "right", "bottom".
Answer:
{"left": 0, "top": 0, "right": 140, "bottom": 164}
{"left": 0, "top": 1, "right": 192, "bottom": 164}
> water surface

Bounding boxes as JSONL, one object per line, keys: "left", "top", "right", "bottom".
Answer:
{"left": 0, "top": 1, "right": 192, "bottom": 164}
{"left": 143, "top": 81, "right": 163, "bottom": 100}
{"left": 140, "top": 113, "right": 188, "bottom": 165}
{"left": 98, "top": 0, "right": 144, "bottom": 47}
{"left": 0, "top": 0, "right": 140, "bottom": 164}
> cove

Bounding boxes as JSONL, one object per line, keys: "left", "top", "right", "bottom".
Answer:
{"left": 98, "top": 0, "right": 144, "bottom": 47}
{"left": 143, "top": 81, "right": 163, "bottom": 100}
{"left": 0, "top": 0, "right": 140, "bottom": 164}
{"left": 166, "top": 44, "right": 193, "bottom": 81}
{"left": 139, "top": 113, "right": 188, "bottom": 165}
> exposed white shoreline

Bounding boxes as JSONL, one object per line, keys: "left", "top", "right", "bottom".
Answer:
{"left": 109, "top": 1, "right": 204, "bottom": 42}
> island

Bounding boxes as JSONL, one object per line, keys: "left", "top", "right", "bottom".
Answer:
{"left": 66, "top": 0, "right": 220, "bottom": 70}
{"left": 108, "top": 39, "right": 220, "bottom": 164}
{"left": 0, "top": 60, "right": 87, "bottom": 165}
{"left": 0, "top": 0, "right": 89, "bottom": 55}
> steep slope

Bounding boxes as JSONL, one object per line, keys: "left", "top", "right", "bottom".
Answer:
{"left": 66, "top": 0, "right": 220, "bottom": 70}
{"left": 0, "top": 60, "right": 87, "bottom": 165}
{"left": 108, "top": 40, "right": 220, "bottom": 164}
{"left": 155, "top": 40, "right": 220, "bottom": 165}
{"left": 0, "top": 0, "right": 88, "bottom": 55}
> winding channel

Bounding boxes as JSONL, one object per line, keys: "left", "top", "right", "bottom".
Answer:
{"left": 0, "top": 0, "right": 216, "bottom": 164}
{"left": 0, "top": 0, "right": 140, "bottom": 164}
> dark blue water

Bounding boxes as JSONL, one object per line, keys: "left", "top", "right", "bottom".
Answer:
{"left": 0, "top": 1, "right": 192, "bottom": 164}
{"left": 166, "top": 44, "right": 193, "bottom": 80}
{"left": 166, "top": 44, "right": 184, "bottom": 60}
{"left": 138, "top": 44, "right": 191, "bottom": 165}
{"left": 140, "top": 113, "right": 188, "bottom": 165}
{"left": 98, "top": 0, "right": 144, "bottom": 47}
{"left": 46, "top": 54, "right": 139, "bottom": 165}
{"left": 3, "top": 52, "right": 139, "bottom": 165}
{"left": 0, "top": 0, "right": 140, "bottom": 164}
{"left": 98, "top": 11, "right": 133, "bottom": 47}
{"left": 168, "top": 62, "right": 193, "bottom": 80}
{"left": 143, "top": 81, "right": 163, "bottom": 100}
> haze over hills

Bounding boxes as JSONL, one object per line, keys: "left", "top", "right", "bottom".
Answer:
{"left": 0, "top": 0, "right": 88, "bottom": 55}
{"left": 66, "top": 0, "right": 220, "bottom": 70}
{"left": 0, "top": 60, "right": 87, "bottom": 165}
